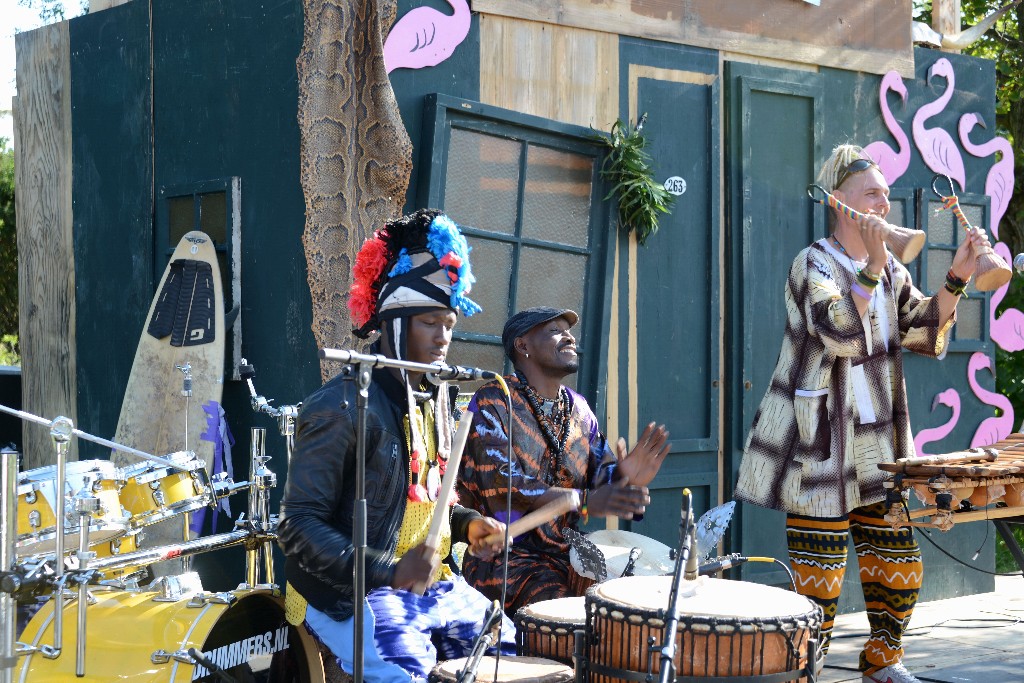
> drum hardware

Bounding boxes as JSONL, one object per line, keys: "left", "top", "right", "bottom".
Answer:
{"left": 187, "top": 591, "right": 237, "bottom": 607}
{"left": 150, "top": 571, "right": 205, "bottom": 602}
{"left": 176, "top": 362, "right": 194, "bottom": 454}
{"left": 240, "top": 358, "right": 300, "bottom": 462}
{"left": 243, "top": 428, "right": 277, "bottom": 589}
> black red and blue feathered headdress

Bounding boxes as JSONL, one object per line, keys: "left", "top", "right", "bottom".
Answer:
{"left": 348, "top": 209, "right": 481, "bottom": 339}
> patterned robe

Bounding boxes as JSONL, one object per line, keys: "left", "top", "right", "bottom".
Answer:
{"left": 458, "top": 376, "right": 616, "bottom": 613}
{"left": 735, "top": 241, "right": 954, "bottom": 517}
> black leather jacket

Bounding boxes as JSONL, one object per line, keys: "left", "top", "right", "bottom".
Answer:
{"left": 278, "top": 367, "right": 483, "bottom": 621}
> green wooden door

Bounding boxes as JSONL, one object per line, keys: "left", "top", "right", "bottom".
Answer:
{"left": 617, "top": 40, "right": 722, "bottom": 549}
{"left": 725, "top": 62, "right": 823, "bottom": 585}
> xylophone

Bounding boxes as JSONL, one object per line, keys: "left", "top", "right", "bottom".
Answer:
{"left": 879, "top": 434, "right": 1024, "bottom": 531}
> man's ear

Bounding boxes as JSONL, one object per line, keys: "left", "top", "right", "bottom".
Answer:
{"left": 514, "top": 337, "right": 529, "bottom": 358}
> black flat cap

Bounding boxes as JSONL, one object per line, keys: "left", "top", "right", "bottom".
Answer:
{"left": 502, "top": 307, "right": 579, "bottom": 359}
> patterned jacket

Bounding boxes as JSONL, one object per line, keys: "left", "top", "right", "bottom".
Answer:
{"left": 735, "top": 241, "right": 954, "bottom": 517}
{"left": 457, "top": 377, "right": 616, "bottom": 549}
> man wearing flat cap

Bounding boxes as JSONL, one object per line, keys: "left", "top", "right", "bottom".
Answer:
{"left": 457, "top": 306, "right": 670, "bottom": 614}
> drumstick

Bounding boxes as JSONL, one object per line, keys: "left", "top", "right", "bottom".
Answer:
{"left": 411, "top": 417, "right": 472, "bottom": 595}
{"left": 481, "top": 490, "right": 581, "bottom": 546}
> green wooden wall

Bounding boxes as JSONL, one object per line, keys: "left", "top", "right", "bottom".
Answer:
{"left": 62, "top": 0, "right": 1001, "bottom": 602}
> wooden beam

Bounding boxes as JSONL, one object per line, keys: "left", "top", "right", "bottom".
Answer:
{"left": 13, "top": 21, "right": 78, "bottom": 467}
{"left": 474, "top": 0, "right": 915, "bottom": 78}
{"left": 88, "top": 0, "right": 132, "bottom": 12}
{"left": 933, "top": 0, "right": 962, "bottom": 54}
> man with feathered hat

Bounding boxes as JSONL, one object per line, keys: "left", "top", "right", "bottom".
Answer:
{"left": 279, "top": 209, "right": 516, "bottom": 683}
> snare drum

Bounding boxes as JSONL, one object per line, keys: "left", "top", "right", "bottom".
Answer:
{"left": 429, "top": 656, "right": 574, "bottom": 683}
{"left": 17, "top": 459, "right": 129, "bottom": 556}
{"left": 586, "top": 576, "right": 821, "bottom": 682}
{"left": 18, "top": 587, "right": 325, "bottom": 682}
{"left": 120, "top": 452, "right": 213, "bottom": 528}
{"left": 514, "top": 596, "right": 585, "bottom": 666}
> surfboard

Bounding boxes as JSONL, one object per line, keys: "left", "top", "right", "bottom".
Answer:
{"left": 112, "top": 230, "right": 225, "bottom": 569}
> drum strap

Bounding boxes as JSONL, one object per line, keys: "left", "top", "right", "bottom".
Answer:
{"left": 284, "top": 581, "right": 308, "bottom": 626}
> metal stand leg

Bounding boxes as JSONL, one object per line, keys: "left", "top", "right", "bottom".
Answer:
{"left": 0, "top": 451, "right": 19, "bottom": 683}
{"left": 994, "top": 519, "right": 1024, "bottom": 574}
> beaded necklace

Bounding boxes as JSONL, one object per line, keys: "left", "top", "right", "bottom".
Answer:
{"left": 515, "top": 372, "right": 571, "bottom": 465}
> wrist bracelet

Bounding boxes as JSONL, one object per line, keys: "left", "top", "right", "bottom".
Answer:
{"left": 856, "top": 271, "right": 880, "bottom": 289}
{"left": 945, "top": 270, "right": 969, "bottom": 297}
{"left": 851, "top": 282, "right": 873, "bottom": 300}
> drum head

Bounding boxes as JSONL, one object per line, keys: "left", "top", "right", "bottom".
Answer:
{"left": 570, "top": 530, "right": 673, "bottom": 580}
{"left": 592, "top": 575, "right": 816, "bottom": 619}
{"left": 430, "top": 656, "right": 574, "bottom": 683}
{"left": 517, "top": 596, "right": 585, "bottom": 625}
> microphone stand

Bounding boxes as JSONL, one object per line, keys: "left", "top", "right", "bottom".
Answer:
{"left": 657, "top": 488, "right": 697, "bottom": 683}
{"left": 318, "top": 348, "right": 495, "bottom": 683}
{"left": 456, "top": 600, "right": 503, "bottom": 683}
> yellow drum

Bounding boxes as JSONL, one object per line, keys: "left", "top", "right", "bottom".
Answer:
{"left": 87, "top": 530, "right": 148, "bottom": 582}
{"left": 17, "top": 459, "right": 129, "bottom": 556}
{"left": 18, "top": 587, "right": 325, "bottom": 682}
{"left": 120, "top": 452, "right": 213, "bottom": 528}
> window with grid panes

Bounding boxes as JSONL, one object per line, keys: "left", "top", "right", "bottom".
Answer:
{"left": 920, "top": 188, "right": 989, "bottom": 349}
{"left": 419, "top": 96, "right": 613, "bottom": 404}
{"left": 158, "top": 177, "right": 243, "bottom": 378}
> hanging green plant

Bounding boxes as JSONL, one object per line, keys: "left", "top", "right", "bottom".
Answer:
{"left": 594, "top": 114, "right": 674, "bottom": 246}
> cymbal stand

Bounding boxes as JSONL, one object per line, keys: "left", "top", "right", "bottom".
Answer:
{"left": 239, "top": 359, "right": 299, "bottom": 463}
{"left": 0, "top": 451, "right": 18, "bottom": 683}
{"left": 176, "top": 362, "right": 193, "bottom": 454}
{"left": 41, "top": 417, "right": 73, "bottom": 661}
{"left": 243, "top": 428, "right": 276, "bottom": 588}
{"left": 71, "top": 487, "right": 98, "bottom": 677}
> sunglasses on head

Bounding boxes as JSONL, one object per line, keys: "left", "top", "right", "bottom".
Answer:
{"left": 834, "top": 158, "right": 877, "bottom": 190}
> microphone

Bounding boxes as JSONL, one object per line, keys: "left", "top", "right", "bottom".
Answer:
{"left": 429, "top": 364, "right": 499, "bottom": 381}
{"left": 697, "top": 554, "right": 748, "bottom": 576}
{"left": 1014, "top": 253, "right": 1024, "bottom": 274}
{"left": 683, "top": 525, "right": 699, "bottom": 580}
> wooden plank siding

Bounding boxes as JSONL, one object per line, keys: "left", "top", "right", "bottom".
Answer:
{"left": 13, "top": 21, "right": 78, "bottom": 467}
{"left": 479, "top": 15, "right": 619, "bottom": 130}
{"left": 474, "top": 0, "right": 914, "bottom": 77}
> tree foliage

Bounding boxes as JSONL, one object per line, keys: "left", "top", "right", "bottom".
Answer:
{"left": 0, "top": 139, "right": 15, "bottom": 339}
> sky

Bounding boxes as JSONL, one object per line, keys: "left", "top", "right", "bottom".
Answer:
{"left": 0, "top": 2, "right": 86, "bottom": 147}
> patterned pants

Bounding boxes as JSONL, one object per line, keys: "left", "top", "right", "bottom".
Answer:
{"left": 306, "top": 576, "right": 517, "bottom": 683}
{"left": 786, "top": 502, "right": 922, "bottom": 673}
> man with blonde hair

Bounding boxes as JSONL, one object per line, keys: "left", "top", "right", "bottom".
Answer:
{"left": 735, "top": 144, "right": 989, "bottom": 683}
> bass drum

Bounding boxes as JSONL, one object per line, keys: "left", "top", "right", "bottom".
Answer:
{"left": 17, "top": 587, "right": 325, "bottom": 682}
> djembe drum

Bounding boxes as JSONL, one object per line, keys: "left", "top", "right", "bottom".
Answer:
{"left": 586, "top": 576, "right": 821, "bottom": 682}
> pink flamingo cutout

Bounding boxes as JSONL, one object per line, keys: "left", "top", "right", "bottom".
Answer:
{"left": 912, "top": 58, "right": 966, "bottom": 192}
{"left": 914, "top": 388, "right": 961, "bottom": 457}
{"left": 383, "top": 0, "right": 471, "bottom": 74}
{"left": 989, "top": 242, "right": 1024, "bottom": 352}
{"left": 958, "top": 112, "right": 1015, "bottom": 240}
{"left": 862, "top": 71, "right": 910, "bottom": 185}
{"left": 968, "top": 352, "right": 1015, "bottom": 447}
